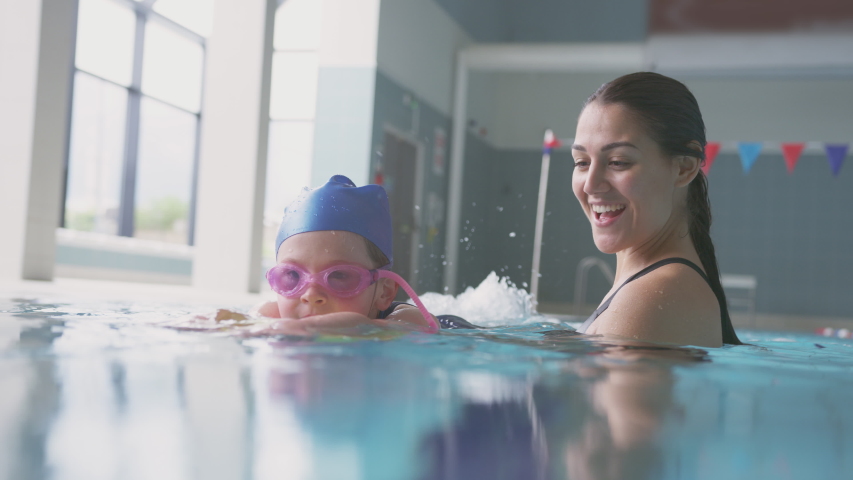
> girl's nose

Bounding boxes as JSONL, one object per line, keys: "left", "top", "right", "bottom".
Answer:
{"left": 300, "top": 284, "right": 327, "bottom": 305}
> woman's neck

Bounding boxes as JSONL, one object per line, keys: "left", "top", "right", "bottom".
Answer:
{"left": 614, "top": 217, "right": 701, "bottom": 282}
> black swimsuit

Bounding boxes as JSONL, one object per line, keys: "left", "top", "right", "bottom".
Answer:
{"left": 578, "top": 257, "right": 721, "bottom": 333}
{"left": 378, "top": 302, "right": 480, "bottom": 329}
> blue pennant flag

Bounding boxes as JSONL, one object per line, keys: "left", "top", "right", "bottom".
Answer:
{"left": 824, "top": 144, "right": 849, "bottom": 177}
{"left": 738, "top": 142, "right": 762, "bottom": 174}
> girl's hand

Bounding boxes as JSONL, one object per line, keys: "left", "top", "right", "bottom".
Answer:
{"left": 250, "top": 300, "right": 281, "bottom": 318}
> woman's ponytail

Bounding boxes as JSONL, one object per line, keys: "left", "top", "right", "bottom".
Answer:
{"left": 688, "top": 170, "right": 742, "bottom": 345}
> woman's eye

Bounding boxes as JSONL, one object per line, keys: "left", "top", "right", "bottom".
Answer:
{"left": 573, "top": 159, "right": 589, "bottom": 168}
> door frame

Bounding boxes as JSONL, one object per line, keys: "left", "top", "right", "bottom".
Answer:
{"left": 382, "top": 124, "right": 425, "bottom": 290}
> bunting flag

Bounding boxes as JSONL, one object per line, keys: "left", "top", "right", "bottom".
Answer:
{"left": 824, "top": 144, "right": 849, "bottom": 177}
{"left": 542, "top": 129, "right": 561, "bottom": 153}
{"left": 737, "top": 142, "right": 762, "bottom": 174}
{"left": 701, "top": 142, "right": 721, "bottom": 175}
{"left": 781, "top": 143, "right": 805, "bottom": 174}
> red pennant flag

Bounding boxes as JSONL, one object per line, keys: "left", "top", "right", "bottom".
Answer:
{"left": 701, "top": 142, "right": 721, "bottom": 175}
{"left": 781, "top": 143, "right": 805, "bottom": 174}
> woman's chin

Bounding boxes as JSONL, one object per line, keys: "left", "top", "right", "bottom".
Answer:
{"left": 593, "top": 237, "right": 622, "bottom": 254}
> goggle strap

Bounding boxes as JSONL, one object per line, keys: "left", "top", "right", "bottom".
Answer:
{"left": 377, "top": 270, "right": 439, "bottom": 334}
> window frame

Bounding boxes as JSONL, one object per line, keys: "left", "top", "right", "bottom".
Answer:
{"left": 63, "top": 0, "right": 207, "bottom": 245}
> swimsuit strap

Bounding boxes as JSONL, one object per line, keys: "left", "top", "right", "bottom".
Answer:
{"left": 577, "top": 257, "right": 711, "bottom": 333}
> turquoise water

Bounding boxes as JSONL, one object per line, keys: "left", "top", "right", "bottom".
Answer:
{"left": 1, "top": 295, "right": 852, "bottom": 480}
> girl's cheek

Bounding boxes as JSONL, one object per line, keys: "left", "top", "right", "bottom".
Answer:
{"left": 276, "top": 296, "right": 296, "bottom": 318}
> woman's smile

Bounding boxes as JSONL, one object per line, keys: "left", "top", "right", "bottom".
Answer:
{"left": 590, "top": 203, "right": 626, "bottom": 226}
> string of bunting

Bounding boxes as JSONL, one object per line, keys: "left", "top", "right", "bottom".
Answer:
{"left": 701, "top": 142, "right": 850, "bottom": 176}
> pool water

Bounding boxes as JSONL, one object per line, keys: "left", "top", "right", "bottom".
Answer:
{"left": 1, "top": 293, "right": 852, "bottom": 480}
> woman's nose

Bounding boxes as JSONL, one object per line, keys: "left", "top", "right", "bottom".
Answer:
{"left": 300, "top": 284, "right": 327, "bottom": 305}
{"left": 583, "top": 162, "right": 609, "bottom": 195}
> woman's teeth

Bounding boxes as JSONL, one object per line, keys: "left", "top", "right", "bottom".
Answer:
{"left": 591, "top": 204, "right": 625, "bottom": 214}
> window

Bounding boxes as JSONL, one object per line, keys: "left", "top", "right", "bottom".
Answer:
{"left": 263, "top": 0, "right": 322, "bottom": 262}
{"left": 64, "top": 0, "right": 212, "bottom": 245}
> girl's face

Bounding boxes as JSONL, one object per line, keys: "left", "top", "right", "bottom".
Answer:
{"left": 274, "top": 231, "right": 394, "bottom": 319}
{"left": 571, "top": 102, "right": 686, "bottom": 255}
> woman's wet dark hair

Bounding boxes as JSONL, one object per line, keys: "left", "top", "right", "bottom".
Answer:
{"left": 585, "top": 72, "right": 741, "bottom": 345}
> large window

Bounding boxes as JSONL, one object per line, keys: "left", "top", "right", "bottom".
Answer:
{"left": 64, "top": 0, "right": 212, "bottom": 245}
{"left": 263, "top": 0, "right": 321, "bottom": 262}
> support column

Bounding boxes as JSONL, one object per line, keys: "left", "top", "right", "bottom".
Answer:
{"left": 0, "top": 0, "right": 78, "bottom": 282}
{"left": 192, "top": 0, "right": 276, "bottom": 293}
{"left": 311, "top": 0, "right": 381, "bottom": 187}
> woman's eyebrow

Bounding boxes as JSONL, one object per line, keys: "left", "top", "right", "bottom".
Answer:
{"left": 571, "top": 141, "right": 637, "bottom": 153}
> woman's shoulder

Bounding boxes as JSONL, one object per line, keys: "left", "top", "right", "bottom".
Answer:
{"left": 596, "top": 260, "right": 722, "bottom": 347}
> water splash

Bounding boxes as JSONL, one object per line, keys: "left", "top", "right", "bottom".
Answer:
{"left": 415, "top": 272, "right": 550, "bottom": 327}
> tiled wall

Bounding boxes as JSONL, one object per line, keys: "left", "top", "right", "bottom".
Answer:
{"left": 709, "top": 153, "right": 853, "bottom": 317}
{"left": 370, "top": 71, "right": 453, "bottom": 293}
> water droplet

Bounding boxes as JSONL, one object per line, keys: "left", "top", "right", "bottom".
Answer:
{"left": 522, "top": 282, "right": 528, "bottom": 288}
{"left": 509, "top": 232, "right": 516, "bottom": 237}
{"left": 463, "top": 237, "right": 469, "bottom": 242}
{"left": 414, "top": 205, "right": 420, "bottom": 210}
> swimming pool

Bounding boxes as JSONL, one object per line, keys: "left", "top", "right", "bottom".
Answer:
{"left": 1, "top": 289, "right": 852, "bottom": 480}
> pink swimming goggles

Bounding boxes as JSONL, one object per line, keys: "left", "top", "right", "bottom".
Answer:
{"left": 266, "top": 263, "right": 439, "bottom": 333}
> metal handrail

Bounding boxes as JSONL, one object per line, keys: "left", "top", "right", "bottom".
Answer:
{"left": 573, "top": 257, "right": 615, "bottom": 315}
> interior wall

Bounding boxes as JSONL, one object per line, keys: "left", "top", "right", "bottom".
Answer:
{"left": 461, "top": 70, "right": 853, "bottom": 318}
{"left": 376, "top": 0, "right": 472, "bottom": 116}
{"left": 370, "top": 71, "right": 452, "bottom": 293}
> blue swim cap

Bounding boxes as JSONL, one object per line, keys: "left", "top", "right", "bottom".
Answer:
{"left": 275, "top": 175, "right": 393, "bottom": 265}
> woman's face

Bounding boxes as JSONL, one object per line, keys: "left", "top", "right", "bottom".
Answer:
{"left": 571, "top": 102, "right": 683, "bottom": 255}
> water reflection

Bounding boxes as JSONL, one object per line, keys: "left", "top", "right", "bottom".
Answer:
{"left": 416, "top": 333, "right": 708, "bottom": 480}
{"left": 2, "top": 298, "right": 852, "bottom": 480}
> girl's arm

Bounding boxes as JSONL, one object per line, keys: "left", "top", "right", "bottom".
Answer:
{"left": 251, "top": 300, "right": 281, "bottom": 318}
{"left": 379, "top": 303, "right": 438, "bottom": 332}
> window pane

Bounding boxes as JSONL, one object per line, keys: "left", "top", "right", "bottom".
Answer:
{"left": 263, "top": 121, "right": 313, "bottom": 260}
{"left": 135, "top": 97, "right": 197, "bottom": 244}
{"left": 153, "top": 0, "right": 215, "bottom": 38}
{"left": 142, "top": 20, "right": 204, "bottom": 112}
{"left": 274, "top": 0, "right": 322, "bottom": 50}
{"left": 269, "top": 52, "right": 318, "bottom": 120}
{"left": 65, "top": 72, "right": 128, "bottom": 235}
{"left": 75, "top": 0, "right": 136, "bottom": 86}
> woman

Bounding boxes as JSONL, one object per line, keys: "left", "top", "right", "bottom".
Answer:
{"left": 572, "top": 72, "right": 741, "bottom": 347}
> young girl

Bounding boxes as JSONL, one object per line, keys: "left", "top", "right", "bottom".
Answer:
{"left": 253, "top": 175, "right": 474, "bottom": 336}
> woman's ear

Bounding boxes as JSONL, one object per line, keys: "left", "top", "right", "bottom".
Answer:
{"left": 373, "top": 278, "right": 398, "bottom": 312}
{"left": 674, "top": 141, "right": 703, "bottom": 188}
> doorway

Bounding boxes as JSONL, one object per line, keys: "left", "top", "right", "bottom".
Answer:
{"left": 381, "top": 128, "right": 423, "bottom": 294}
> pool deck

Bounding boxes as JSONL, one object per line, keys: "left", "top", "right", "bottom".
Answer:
{"left": 0, "top": 277, "right": 269, "bottom": 310}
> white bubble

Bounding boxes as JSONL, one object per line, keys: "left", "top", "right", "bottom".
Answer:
{"left": 414, "top": 272, "right": 547, "bottom": 327}
{"left": 508, "top": 232, "right": 516, "bottom": 237}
